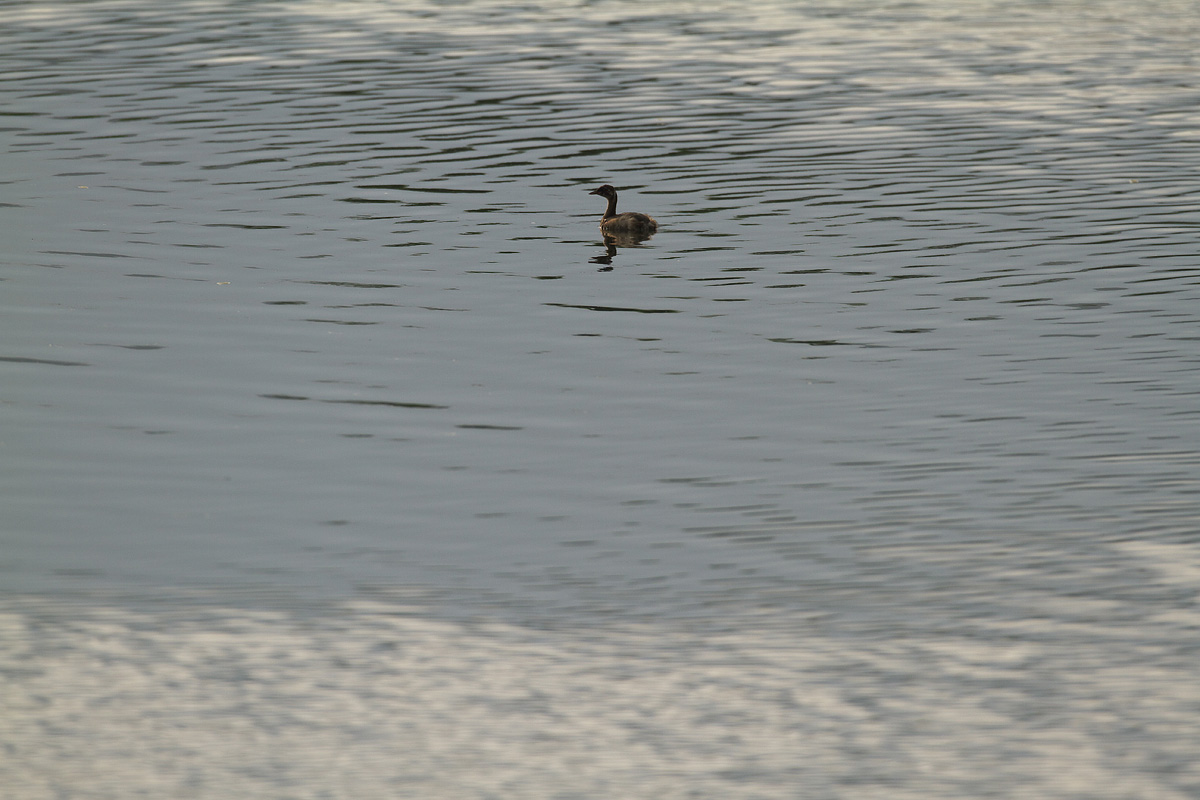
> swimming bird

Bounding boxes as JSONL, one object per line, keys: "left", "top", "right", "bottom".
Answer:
{"left": 588, "top": 184, "right": 658, "bottom": 235}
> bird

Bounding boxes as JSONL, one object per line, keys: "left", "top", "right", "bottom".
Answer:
{"left": 587, "top": 184, "right": 658, "bottom": 235}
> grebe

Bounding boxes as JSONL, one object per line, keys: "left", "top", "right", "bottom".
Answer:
{"left": 588, "top": 184, "right": 658, "bottom": 235}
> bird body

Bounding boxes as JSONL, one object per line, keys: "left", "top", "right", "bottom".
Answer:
{"left": 588, "top": 185, "right": 658, "bottom": 235}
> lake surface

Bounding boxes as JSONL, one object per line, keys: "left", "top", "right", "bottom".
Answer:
{"left": 2, "top": 1, "right": 1199, "bottom": 797}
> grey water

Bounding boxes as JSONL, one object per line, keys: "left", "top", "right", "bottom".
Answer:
{"left": 2, "top": 1, "right": 1199, "bottom": 797}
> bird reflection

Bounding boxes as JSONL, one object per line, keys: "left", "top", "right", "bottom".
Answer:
{"left": 589, "top": 231, "right": 654, "bottom": 270}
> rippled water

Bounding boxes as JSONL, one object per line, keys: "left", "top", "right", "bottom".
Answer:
{"left": 2, "top": 0, "right": 1199, "bottom": 797}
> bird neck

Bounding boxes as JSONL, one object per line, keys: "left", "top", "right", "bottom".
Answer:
{"left": 601, "top": 193, "right": 619, "bottom": 220}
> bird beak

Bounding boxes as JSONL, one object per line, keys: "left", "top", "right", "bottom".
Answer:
{"left": 588, "top": 188, "right": 601, "bottom": 195}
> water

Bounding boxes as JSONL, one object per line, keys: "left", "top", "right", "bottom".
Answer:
{"left": 2, "top": 1, "right": 1199, "bottom": 797}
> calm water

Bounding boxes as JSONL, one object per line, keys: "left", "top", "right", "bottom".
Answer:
{"left": 2, "top": 0, "right": 1199, "bottom": 797}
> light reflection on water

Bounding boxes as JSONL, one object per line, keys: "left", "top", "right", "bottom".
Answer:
{"left": 1, "top": 0, "right": 1199, "bottom": 797}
